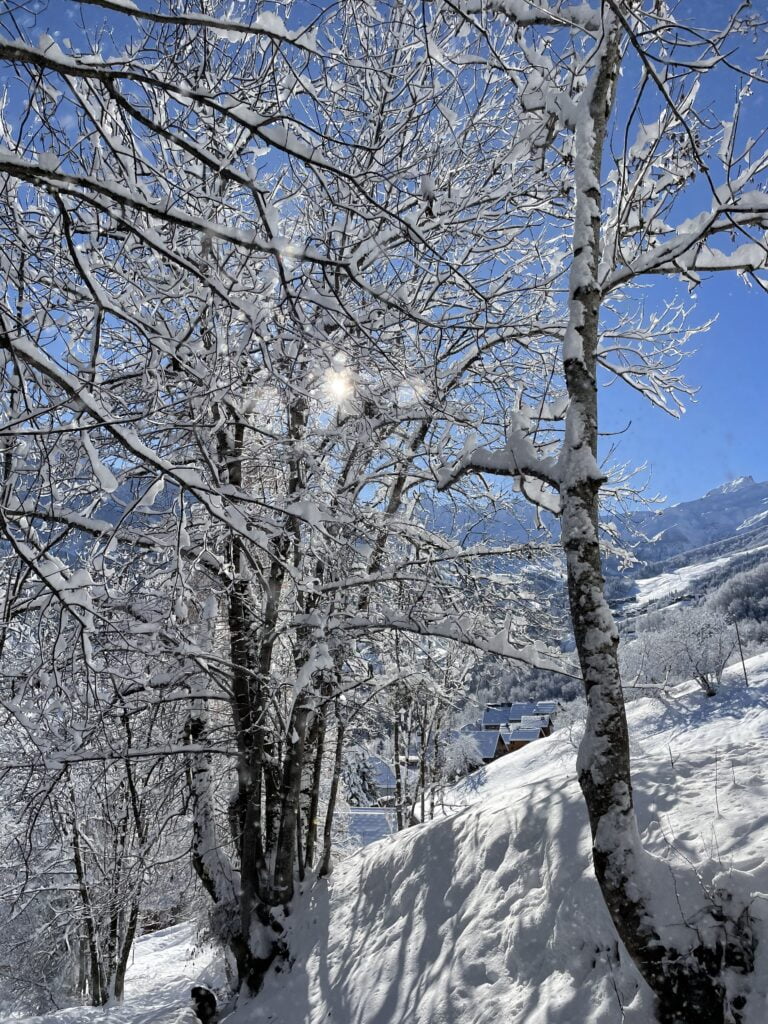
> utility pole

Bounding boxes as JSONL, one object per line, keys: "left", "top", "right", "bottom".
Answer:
{"left": 735, "top": 620, "right": 749, "bottom": 688}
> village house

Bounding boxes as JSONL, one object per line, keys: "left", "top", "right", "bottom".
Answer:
{"left": 468, "top": 701, "right": 558, "bottom": 763}
{"left": 462, "top": 730, "right": 509, "bottom": 764}
{"left": 482, "top": 701, "right": 557, "bottom": 733}
{"left": 359, "top": 702, "right": 560, "bottom": 804}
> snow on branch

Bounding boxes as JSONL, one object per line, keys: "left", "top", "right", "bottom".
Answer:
{"left": 0, "top": 148, "right": 334, "bottom": 267}
{"left": 2, "top": 328, "right": 328, "bottom": 550}
{"left": 71, "top": 0, "right": 319, "bottom": 52}
{"left": 606, "top": 200, "right": 768, "bottom": 290}
{"left": 458, "top": 0, "right": 601, "bottom": 32}
{"left": 0, "top": 510, "right": 96, "bottom": 635}
{"left": 338, "top": 608, "right": 574, "bottom": 676}
{"left": 41, "top": 742, "right": 238, "bottom": 765}
{"left": 435, "top": 405, "right": 563, "bottom": 514}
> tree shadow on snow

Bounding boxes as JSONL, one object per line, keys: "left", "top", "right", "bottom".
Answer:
{"left": 306, "top": 779, "right": 650, "bottom": 1024}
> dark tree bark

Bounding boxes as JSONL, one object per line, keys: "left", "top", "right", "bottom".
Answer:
{"left": 113, "top": 902, "right": 139, "bottom": 1002}
{"left": 188, "top": 392, "right": 324, "bottom": 995}
{"left": 304, "top": 702, "right": 327, "bottom": 869}
{"left": 319, "top": 709, "right": 345, "bottom": 879}
{"left": 273, "top": 698, "right": 313, "bottom": 904}
{"left": 70, "top": 817, "right": 106, "bottom": 1006}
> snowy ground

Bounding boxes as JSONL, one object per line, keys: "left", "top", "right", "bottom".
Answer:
{"left": 632, "top": 554, "right": 732, "bottom": 607}
{"left": 10, "top": 654, "right": 768, "bottom": 1024}
{"left": 4, "top": 922, "right": 221, "bottom": 1024}
{"left": 243, "top": 652, "right": 768, "bottom": 1024}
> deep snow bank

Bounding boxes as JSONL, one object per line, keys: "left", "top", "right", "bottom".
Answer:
{"left": 241, "top": 654, "right": 768, "bottom": 1024}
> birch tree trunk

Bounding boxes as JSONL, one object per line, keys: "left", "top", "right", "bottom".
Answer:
{"left": 561, "top": 12, "right": 753, "bottom": 1022}
{"left": 393, "top": 713, "right": 405, "bottom": 832}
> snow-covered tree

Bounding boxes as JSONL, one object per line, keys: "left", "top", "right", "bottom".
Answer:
{"left": 0, "top": 591, "right": 191, "bottom": 1007}
{"left": 0, "top": 0, "right": 565, "bottom": 998}
{"left": 624, "top": 605, "right": 736, "bottom": 697}
{"left": 6, "top": 2, "right": 764, "bottom": 1017}
{"left": 435, "top": 3, "right": 768, "bottom": 1020}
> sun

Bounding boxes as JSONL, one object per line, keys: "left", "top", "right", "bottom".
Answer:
{"left": 322, "top": 367, "right": 354, "bottom": 404}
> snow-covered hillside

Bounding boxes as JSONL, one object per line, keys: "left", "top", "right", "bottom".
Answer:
{"left": 10, "top": 657, "right": 768, "bottom": 1024}
{"left": 240, "top": 655, "right": 768, "bottom": 1024}
{"left": 630, "top": 543, "right": 768, "bottom": 609}
{"left": 605, "top": 477, "right": 768, "bottom": 620}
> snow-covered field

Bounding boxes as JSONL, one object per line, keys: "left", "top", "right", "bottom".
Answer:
{"left": 10, "top": 654, "right": 768, "bottom": 1024}
{"left": 632, "top": 553, "right": 734, "bottom": 607}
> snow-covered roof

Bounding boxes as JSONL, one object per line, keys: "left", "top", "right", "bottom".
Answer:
{"left": 467, "top": 731, "right": 504, "bottom": 759}
{"left": 534, "top": 701, "right": 558, "bottom": 715}
{"left": 483, "top": 701, "right": 556, "bottom": 727}
{"left": 482, "top": 707, "right": 512, "bottom": 728}
{"left": 520, "top": 715, "right": 548, "bottom": 731}
{"left": 507, "top": 728, "right": 542, "bottom": 743}
{"left": 506, "top": 702, "right": 539, "bottom": 720}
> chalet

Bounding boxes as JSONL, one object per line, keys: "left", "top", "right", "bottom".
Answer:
{"left": 519, "top": 714, "right": 551, "bottom": 734}
{"left": 370, "top": 703, "right": 560, "bottom": 789}
{"left": 501, "top": 727, "right": 545, "bottom": 752}
{"left": 460, "top": 700, "right": 560, "bottom": 768}
{"left": 466, "top": 730, "right": 508, "bottom": 764}
{"left": 482, "top": 701, "right": 556, "bottom": 737}
{"left": 482, "top": 706, "right": 514, "bottom": 729}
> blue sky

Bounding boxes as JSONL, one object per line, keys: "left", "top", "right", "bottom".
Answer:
{"left": 602, "top": 278, "right": 768, "bottom": 505}
{"left": 600, "top": 0, "right": 768, "bottom": 505}
{"left": 12, "top": 0, "right": 768, "bottom": 507}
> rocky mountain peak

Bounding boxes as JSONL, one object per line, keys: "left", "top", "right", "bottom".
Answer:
{"left": 704, "top": 475, "right": 756, "bottom": 498}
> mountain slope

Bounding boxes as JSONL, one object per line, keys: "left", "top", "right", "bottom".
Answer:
{"left": 626, "top": 541, "right": 768, "bottom": 610}
{"left": 626, "top": 476, "right": 768, "bottom": 564}
{"left": 12, "top": 660, "right": 768, "bottom": 1024}
{"left": 606, "top": 476, "right": 768, "bottom": 616}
